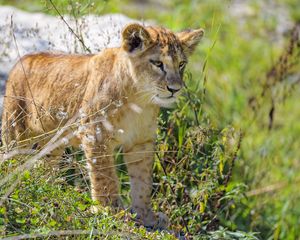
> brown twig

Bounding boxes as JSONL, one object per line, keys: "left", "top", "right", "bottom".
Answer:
{"left": 205, "top": 131, "right": 243, "bottom": 231}
{"left": 155, "top": 152, "right": 190, "bottom": 235}
{"left": 249, "top": 23, "right": 300, "bottom": 128}
{"left": 48, "top": 0, "right": 91, "bottom": 53}
{"left": 246, "top": 177, "right": 300, "bottom": 197}
{"left": 263, "top": 23, "right": 300, "bottom": 95}
{"left": 223, "top": 131, "right": 243, "bottom": 187}
{"left": 10, "top": 16, "right": 46, "bottom": 133}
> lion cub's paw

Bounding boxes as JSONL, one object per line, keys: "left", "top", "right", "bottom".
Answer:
{"left": 155, "top": 212, "right": 170, "bottom": 229}
{"left": 143, "top": 212, "right": 169, "bottom": 230}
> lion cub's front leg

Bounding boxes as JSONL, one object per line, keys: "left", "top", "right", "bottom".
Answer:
{"left": 124, "top": 141, "right": 169, "bottom": 229}
{"left": 80, "top": 128, "right": 121, "bottom": 207}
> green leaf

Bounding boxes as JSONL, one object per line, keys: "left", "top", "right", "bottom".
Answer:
{"left": 49, "top": 219, "right": 57, "bottom": 227}
{"left": 23, "top": 170, "right": 31, "bottom": 180}
{"left": 16, "top": 218, "right": 26, "bottom": 224}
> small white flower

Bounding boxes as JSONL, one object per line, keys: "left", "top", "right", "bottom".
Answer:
{"left": 55, "top": 107, "right": 68, "bottom": 120}
{"left": 56, "top": 110, "right": 68, "bottom": 120}
{"left": 100, "top": 110, "right": 107, "bottom": 117}
{"left": 117, "top": 129, "right": 124, "bottom": 134}
{"left": 77, "top": 125, "right": 87, "bottom": 134}
{"left": 62, "top": 137, "right": 69, "bottom": 145}
{"left": 96, "top": 126, "right": 102, "bottom": 141}
{"left": 92, "top": 158, "right": 97, "bottom": 164}
{"left": 129, "top": 103, "right": 143, "bottom": 114}
{"left": 102, "top": 120, "right": 113, "bottom": 132}
{"left": 96, "top": 126, "right": 101, "bottom": 135}
{"left": 85, "top": 134, "right": 96, "bottom": 143}
{"left": 114, "top": 99, "right": 123, "bottom": 108}
{"left": 79, "top": 108, "right": 87, "bottom": 119}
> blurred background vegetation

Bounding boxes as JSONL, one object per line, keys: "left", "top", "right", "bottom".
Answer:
{"left": 0, "top": 0, "right": 299, "bottom": 239}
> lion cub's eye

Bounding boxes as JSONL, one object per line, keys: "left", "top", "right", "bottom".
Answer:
{"left": 150, "top": 60, "right": 164, "bottom": 71}
{"left": 179, "top": 61, "right": 186, "bottom": 71}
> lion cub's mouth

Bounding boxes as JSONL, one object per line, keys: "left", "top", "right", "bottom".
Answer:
{"left": 156, "top": 94, "right": 174, "bottom": 99}
{"left": 153, "top": 94, "right": 177, "bottom": 108}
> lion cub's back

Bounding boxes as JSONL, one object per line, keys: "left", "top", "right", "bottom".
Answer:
{"left": 2, "top": 52, "right": 93, "bottom": 144}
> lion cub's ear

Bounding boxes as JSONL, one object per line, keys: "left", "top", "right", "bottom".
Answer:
{"left": 122, "top": 23, "right": 152, "bottom": 54}
{"left": 177, "top": 28, "right": 204, "bottom": 55}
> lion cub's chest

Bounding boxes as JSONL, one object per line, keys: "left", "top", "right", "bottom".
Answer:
{"left": 111, "top": 103, "right": 159, "bottom": 149}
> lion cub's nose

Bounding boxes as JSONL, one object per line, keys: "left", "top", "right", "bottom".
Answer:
{"left": 167, "top": 85, "right": 181, "bottom": 94}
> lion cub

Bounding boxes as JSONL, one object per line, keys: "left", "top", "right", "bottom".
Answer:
{"left": 1, "top": 23, "right": 203, "bottom": 228}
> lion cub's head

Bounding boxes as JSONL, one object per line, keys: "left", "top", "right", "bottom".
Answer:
{"left": 122, "top": 23, "right": 204, "bottom": 108}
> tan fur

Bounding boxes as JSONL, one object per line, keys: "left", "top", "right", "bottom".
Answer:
{"left": 1, "top": 24, "right": 203, "bottom": 228}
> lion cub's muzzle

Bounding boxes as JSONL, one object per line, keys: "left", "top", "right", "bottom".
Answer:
{"left": 166, "top": 85, "right": 181, "bottom": 95}
{"left": 166, "top": 78, "right": 184, "bottom": 96}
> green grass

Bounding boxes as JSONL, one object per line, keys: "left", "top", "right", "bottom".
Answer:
{"left": 1, "top": 0, "right": 300, "bottom": 239}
